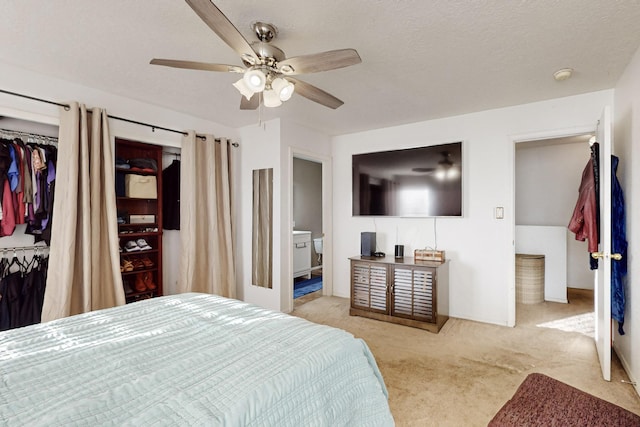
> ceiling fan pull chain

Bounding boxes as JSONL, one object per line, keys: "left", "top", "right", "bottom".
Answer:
{"left": 257, "top": 92, "right": 263, "bottom": 127}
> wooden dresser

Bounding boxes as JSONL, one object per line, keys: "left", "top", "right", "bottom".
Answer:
{"left": 349, "top": 255, "right": 449, "bottom": 333}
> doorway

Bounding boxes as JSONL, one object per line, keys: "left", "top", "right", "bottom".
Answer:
{"left": 514, "top": 132, "right": 595, "bottom": 328}
{"left": 292, "top": 156, "right": 323, "bottom": 307}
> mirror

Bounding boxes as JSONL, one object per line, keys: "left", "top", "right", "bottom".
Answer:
{"left": 252, "top": 168, "right": 273, "bottom": 288}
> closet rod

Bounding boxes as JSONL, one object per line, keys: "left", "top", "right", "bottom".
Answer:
{"left": 0, "top": 127, "right": 58, "bottom": 143}
{"left": 0, "top": 88, "right": 239, "bottom": 147}
{"left": 0, "top": 245, "right": 49, "bottom": 252}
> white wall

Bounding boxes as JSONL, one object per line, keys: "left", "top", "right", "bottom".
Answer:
{"left": 515, "top": 142, "right": 594, "bottom": 289}
{"left": 515, "top": 226, "right": 567, "bottom": 303}
{"left": 332, "top": 90, "right": 613, "bottom": 326}
{"left": 613, "top": 44, "right": 640, "bottom": 396}
{"left": 238, "top": 119, "right": 282, "bottom": 310}
{"left": 0, "top": 61, "right": 239, "bottom": 297}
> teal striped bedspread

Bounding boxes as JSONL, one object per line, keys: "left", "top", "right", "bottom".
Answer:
{"left": 0, "top": 293, "right": 394, "bottom": 426}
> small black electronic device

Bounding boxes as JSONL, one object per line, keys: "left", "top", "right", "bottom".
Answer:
{"left": 361, "top": 232, "right": 376, "bottom": 257}
{"left": 373, "top": 252, "right": 385, "bottom": 257}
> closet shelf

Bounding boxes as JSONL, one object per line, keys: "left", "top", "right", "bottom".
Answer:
{"left": 115, "top": 169, "right": 158, "bottom": 177}
{"left": 116, "top": 197, "right": 158, "bottom": 202}
{"left": 124, "top": 289, "right": 158, "bottom": 302}
{"left": 120, "top": 249, "right": 159, "bottom": 256}
{"left": 119, "top": 231, "right": 161, "bottom": 238}
{"left": 121, "top": 267, "right": 158, "bottom": 276}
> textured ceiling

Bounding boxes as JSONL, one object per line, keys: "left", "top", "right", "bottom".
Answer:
{"left": 1, "top": 1, "right": 640, "bottom": 136}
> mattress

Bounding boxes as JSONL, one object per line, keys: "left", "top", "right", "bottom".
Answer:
{"left": 0, "top": 293, "right": 394, "bottom": 426}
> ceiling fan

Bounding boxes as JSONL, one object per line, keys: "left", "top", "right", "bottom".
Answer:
{"left": 150, "top": 0, "right": 362, "bottom": 110}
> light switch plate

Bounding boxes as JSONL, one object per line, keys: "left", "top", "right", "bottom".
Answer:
{"left": 495, "top": 207, "right": 504, "bottom": 219}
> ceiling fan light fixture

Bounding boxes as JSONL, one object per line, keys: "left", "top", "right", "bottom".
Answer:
{"left": 243, "top": 68, "right": 266, "bottom": 92}
{"left": 272, "top": 78, "right": 295, "bottom": 101}
{"left": 233, "top": 78, "right": 255, "bottom": 100}
{"left": 263, "top": 89, "right": 282, "bottom": 108}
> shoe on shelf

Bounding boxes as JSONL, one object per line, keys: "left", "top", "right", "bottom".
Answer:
{"left": 132, "top": 258, "right": 145, "bottom": 270}
{"left": 136, "top": 238, "right": 152, "bottom": 250}
{"left": 122, "top": 259, "right": 134, "bottom": 272}
{"left": 124, "top": 240, "right": 141, "bottom": 252}
{"left": 134, "top": 273, "right": 147, "bottom": 292}
{"left": 123, "top": 280, "right": 133, "bottom": 294}
{"left": 141, "top": 257, "right": 154, "bottom": 268}
{"left": 143, "top": 272, "right": 156, "bottom": 291}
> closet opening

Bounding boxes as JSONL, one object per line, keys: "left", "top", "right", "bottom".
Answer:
{"left": 0, "top": 116, "right": 58, "bottom": 331}
{"left": 514, "top": 132, "right": 595, "bottom": 334}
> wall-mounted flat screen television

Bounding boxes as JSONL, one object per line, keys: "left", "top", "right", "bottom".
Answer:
{"left": 352, "top": 142, "right": 463, "bottom": 217}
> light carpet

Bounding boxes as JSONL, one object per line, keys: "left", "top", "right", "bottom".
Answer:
{"left": 292, "top": 289, "right": 640, "bottom": 426}
{"left": 537, "top": 312, "right": 595, "bottom": 338}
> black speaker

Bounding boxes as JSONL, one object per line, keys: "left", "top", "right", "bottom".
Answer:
{"left": 361, "top": 232, "right": 376, "bottom": 257}
{"left": 394, "top": 244, "right": 404, "bottom": 258}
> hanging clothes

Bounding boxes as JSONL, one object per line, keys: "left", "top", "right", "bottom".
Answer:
{"left": 24, "top": 143, "right": 57, "bottom": 244}
{"left": 568, "top": 153, "right": 598, "bottom": 258}
{"left": 162, "top": 159, "right": 181, "bottom": 230}
{"left": 611, "top": 155, "right": 627, "bottom": 335}
{"left": 0, "top": 251, "right": 49, "bottom": 331}
{"left": 0, "top": 137, "right": 57, "bottom": 240}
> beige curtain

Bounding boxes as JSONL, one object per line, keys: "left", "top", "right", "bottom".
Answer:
{"left": 179, "top": 131, "right": 236, "bottom": 297}
{"left": 41, "top": 103, "right": 125, "bottom": 321}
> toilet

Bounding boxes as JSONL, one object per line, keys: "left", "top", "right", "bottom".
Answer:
{"left": 313, "top": 238, "right": 323, "bottom": 264}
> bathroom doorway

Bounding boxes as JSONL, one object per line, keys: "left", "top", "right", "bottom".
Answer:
{"left": 292, "top": 156, "right": 323, "bottom": 306}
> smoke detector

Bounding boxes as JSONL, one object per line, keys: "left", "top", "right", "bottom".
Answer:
{"left": 553, "top": 68, "right": 573, "bottom": 81}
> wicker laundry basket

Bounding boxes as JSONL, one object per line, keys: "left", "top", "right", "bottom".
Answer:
{"left": 516, "top": 254, "right": 545, "bottom": 304}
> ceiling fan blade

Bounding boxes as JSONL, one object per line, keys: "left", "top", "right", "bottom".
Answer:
{"left": 240, "top": 93, "right": 259, "bottom": 110}
{"left": 185, "top": 0, "right": 258, "bottom": 62}
{"left": 150, "top": 58, "right": 244, "bottom": 73}
{"left": 277, "top": 49, "right": 361, "bottom": 75}
{"left": 287, "top": 77, "right": 344, "bottom": 109}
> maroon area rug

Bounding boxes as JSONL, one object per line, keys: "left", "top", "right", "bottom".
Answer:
{"left": 489, "top": 373, "right": 640, "bottom": 426}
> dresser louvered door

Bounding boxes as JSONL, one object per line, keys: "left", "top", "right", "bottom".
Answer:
{"left": 349, "top": 256, "right": 448, "bottom": 333}
{"left": 351, "top": 261, "right": 388, "bottom": 314}
{"left": 391, "top": 266, "right": 435, "bottom": 322}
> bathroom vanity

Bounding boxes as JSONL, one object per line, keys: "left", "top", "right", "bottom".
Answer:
{"left": 293, "top": 231, "right": 312, "bottom": 279}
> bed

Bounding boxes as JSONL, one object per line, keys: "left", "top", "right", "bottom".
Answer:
{"left": 0, "top": 293, "right": 394, "bottom": 426}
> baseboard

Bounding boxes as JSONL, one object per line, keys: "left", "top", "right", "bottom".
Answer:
{"left": 613, "top": 342, "right": 639, "bottom": 397}
{"left": 545, "top": 297, "right": 568, "bottom": 303}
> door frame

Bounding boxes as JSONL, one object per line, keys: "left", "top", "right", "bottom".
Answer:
{"left": 509, "top": 125, "right": 595, "bottom": 327}
{"left": 286, "top": 147, "right": 332, "bottom": 312}
{"left": 595, "top": 106, "right": 613, "bottom": 381}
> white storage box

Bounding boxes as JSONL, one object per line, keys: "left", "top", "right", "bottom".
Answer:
{"left": 130, "top": 214, "right": 155, "bottom": 224}
{"left": 125, "top": 174, "right": 157, "bottom": 199}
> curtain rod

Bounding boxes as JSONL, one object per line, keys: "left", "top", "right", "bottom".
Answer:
{"left": 0, "top": 88, "right": 239, "bottom": 147}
